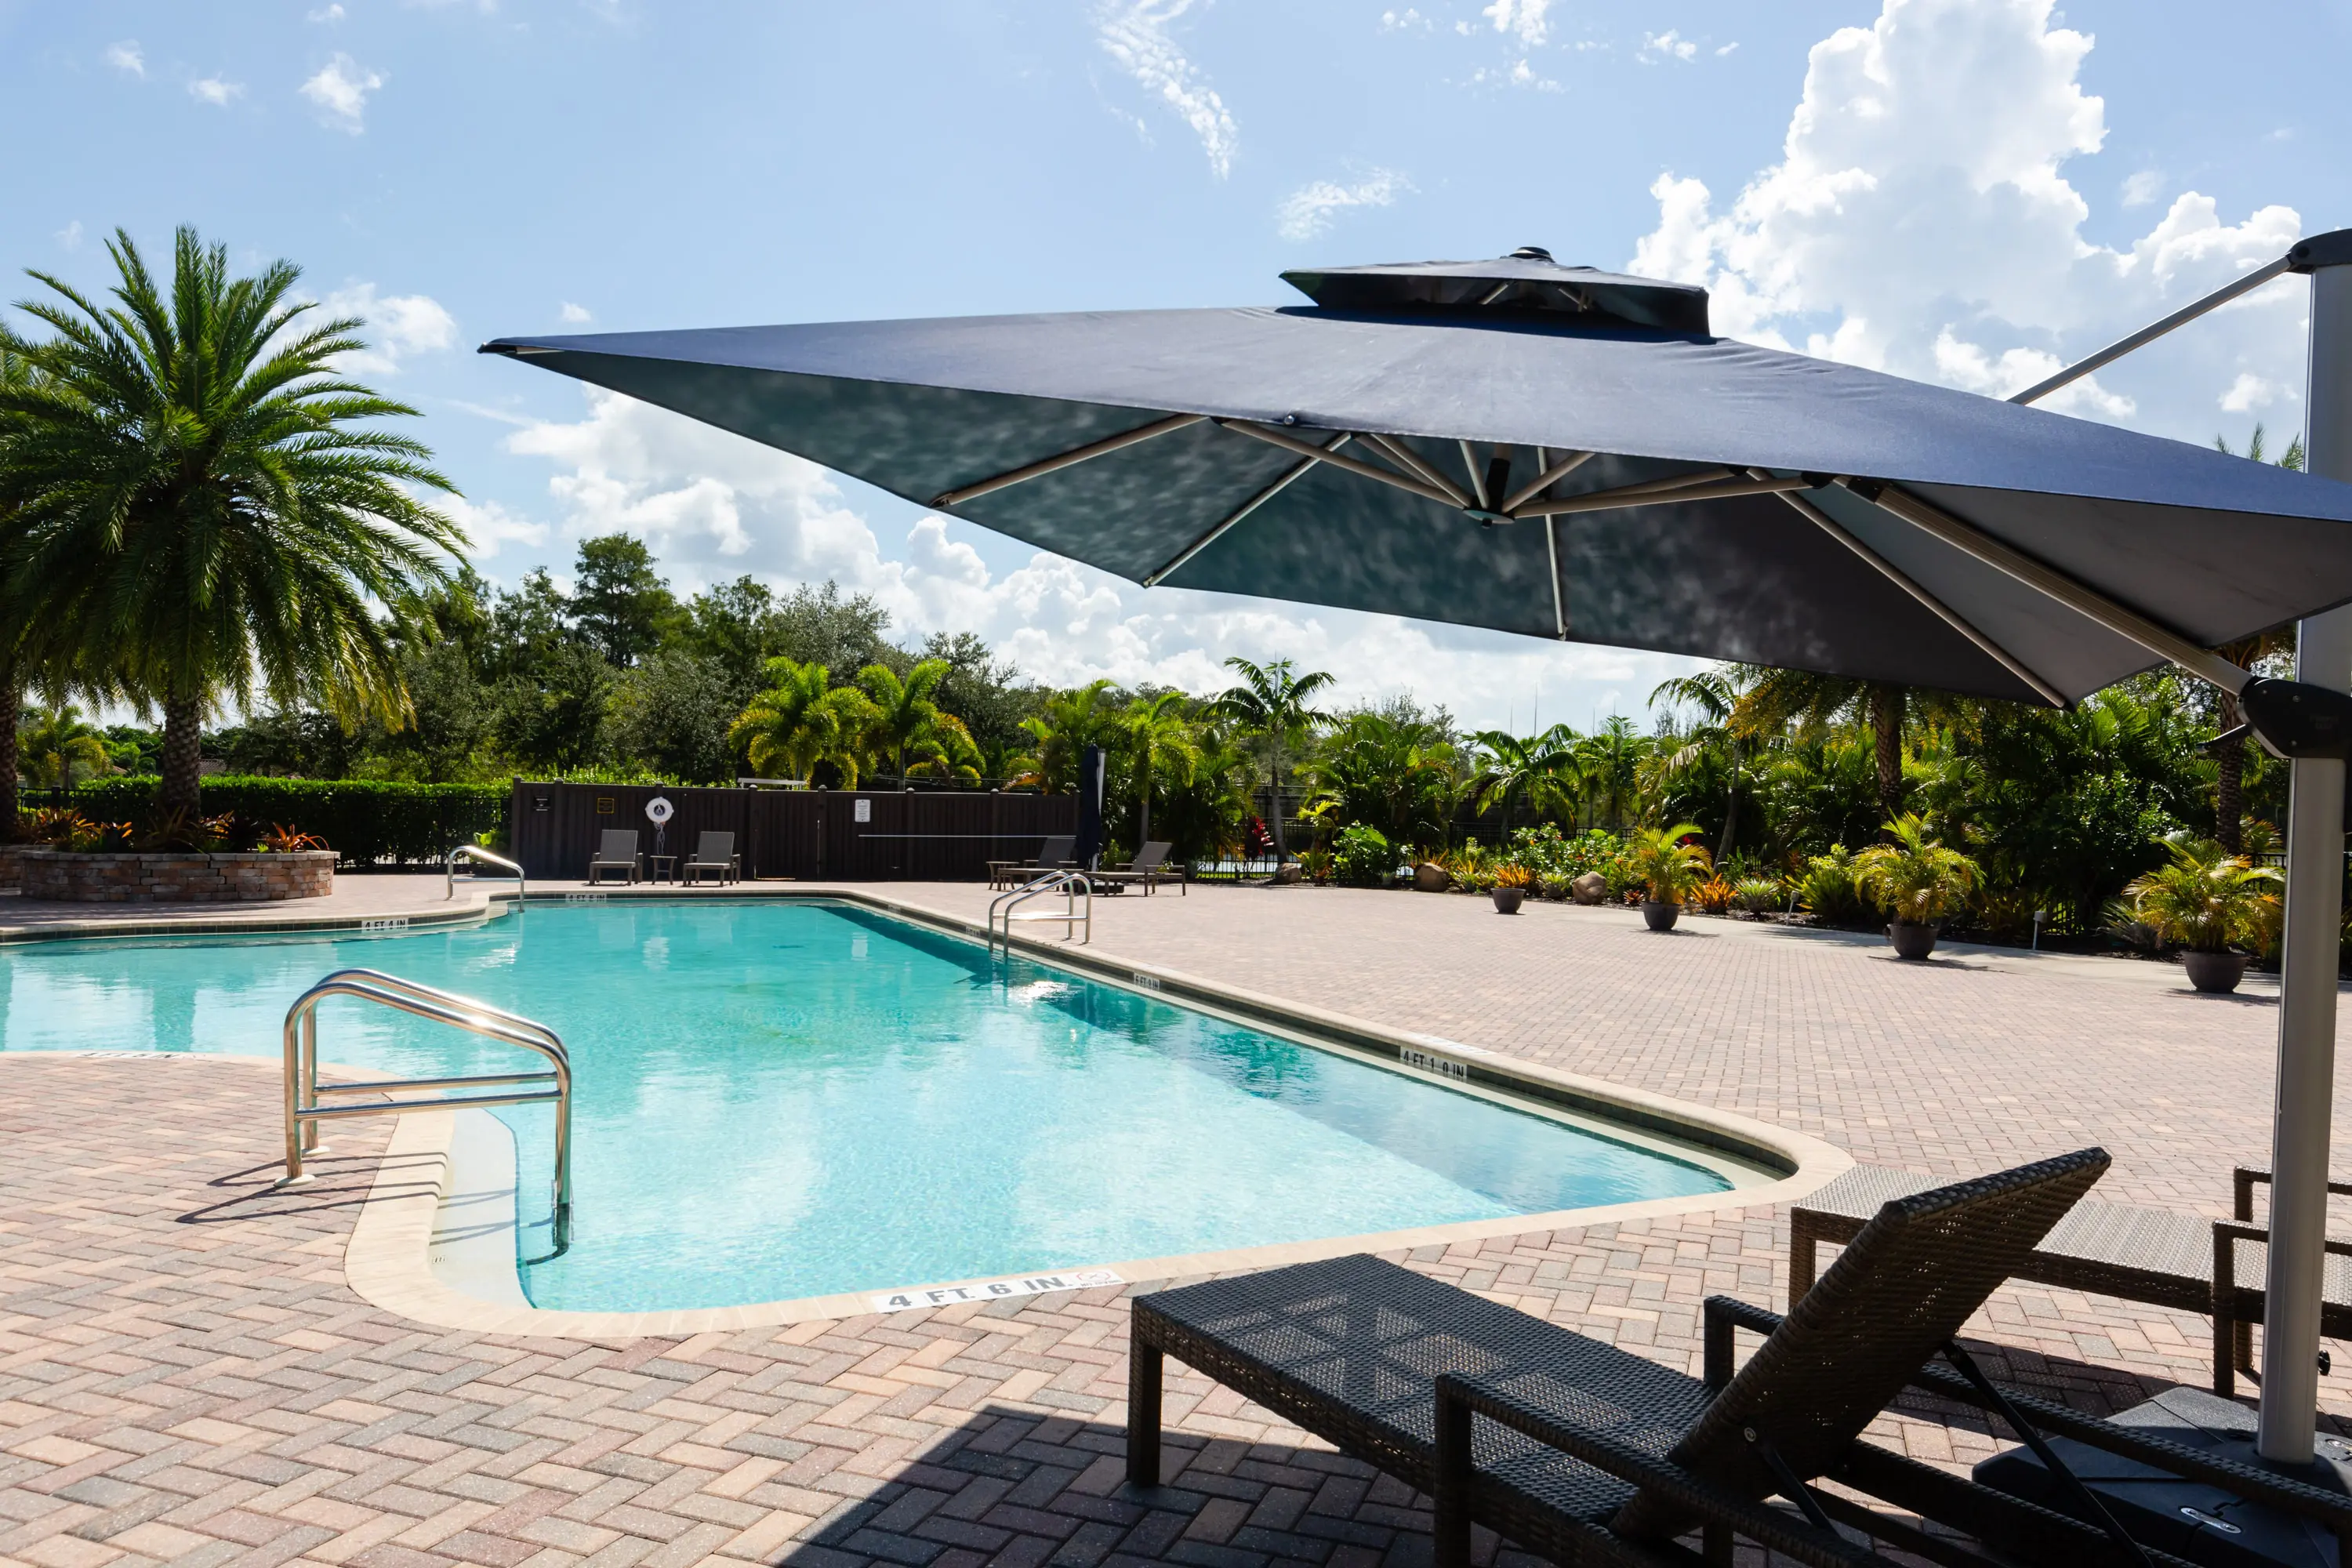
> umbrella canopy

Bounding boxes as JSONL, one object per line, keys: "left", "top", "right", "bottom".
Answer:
{"left": 483, "top": 248, "right": 2352, "bottom": 707}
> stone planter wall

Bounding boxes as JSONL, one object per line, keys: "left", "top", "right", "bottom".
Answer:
{"left": 16, "top": 849, "right": 335, "bottom": 903}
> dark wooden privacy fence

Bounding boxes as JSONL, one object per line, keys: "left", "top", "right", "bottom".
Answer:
{"left": 506, "top": 781, "right": 1078, "bottom": 883}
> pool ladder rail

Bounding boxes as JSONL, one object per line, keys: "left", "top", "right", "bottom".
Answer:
{"left": 446, "top": 844, "right": 526, "bottom": 902}
{"left": 989, "top": 868, "right": 1092, "bottom": 949}
{"left": 280, "top": 967, "right": 572, "bottom": 1255}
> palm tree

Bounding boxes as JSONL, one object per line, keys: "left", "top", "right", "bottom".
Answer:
{"left": 1468, "top": 726, "right": 1577, "bottom": 835}
{"left": 18, "top": 704, "right": 112, "bottom": 789}
{"left": 904, "top": 712, "right": 984, "bottom": 786}
{"left": 1651, "top": 668, "right": 1751, "bottom": 859}
{"left": 0, "top": 227, "right": 463, "bottom": 818}
{"left": 1571, "top": 715, "right": 1646, "bottom": 831}
{"left": 1214, "top": 655, "right": 1334, "bottom": 860}
{"left": 1730, "top": 665, "right": 1908, "bottom": 830}
{"left": 1009, "top": 680, "right": 1121, "bottom": 793}
{"left": 856, "top": 658, "right": 951, "bottom": 782}
{"left": 1120, "top": 691, "right": 1200, "bottom": 848}
{"left": 1313, "top": 709, "right": 1461, "bottom": 851}
{"left": 729, "top": 657, "right": 867, "bottom": 784}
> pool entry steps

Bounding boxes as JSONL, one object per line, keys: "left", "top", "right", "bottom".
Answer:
{"left": 280, "top": 967, "right": 574, "bottom": 1254}
{"left": 989, "top": 868, "right": 1094, "bottom": 947}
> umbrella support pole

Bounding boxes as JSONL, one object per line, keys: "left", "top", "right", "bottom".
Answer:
{"left": 2257, "top": 252, "right": 2352, "bottom": 1464}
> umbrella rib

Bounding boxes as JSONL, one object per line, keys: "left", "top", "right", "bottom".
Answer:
{"left": 1363, "top": 433, "right": 1473, "bottom": 507}
{"left": 1545, "top": 515, "right": 1567, "bottom": 640}
{"left": 931, "top": 412, "right": 1205, "bottom": 508}
{"left": 1502, "top": 449, "right": 1595, "bottom": 514}
{"left": 1844, "top": 480, "right": 2252, "bottom": 696}
{"left": 1457, "top": 441, "right": 1490, "bottom": 508}
{"left": 1142, "top": 434, "right": 1352, "bottom": 588}
{"left": 1512, "top": 472, "right": 1809, "bottom": 520}
{"left": 1770, "top": 485, "right": 2066, "bottom": 707}
{"left": 1217, "top": 421, "right": 1458, "bottom": 506}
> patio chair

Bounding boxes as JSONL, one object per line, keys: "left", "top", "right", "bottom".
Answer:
{"left": 681, "top": 830, "right": 739, "bottom": 886}
{"left": 1091, "top": 841, "right": 1182, "bottom": 896}
{"left": 1131, "top": 1150, "right": 2122, "bottom": 1567}
{"left": 1794, "top": 1161, "right": 2352, "bottom": 1396}
{"left": 586, "top": 829, "right": 641, "bottom": 885}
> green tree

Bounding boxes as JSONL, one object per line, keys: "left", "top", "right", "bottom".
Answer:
{"left": 1730, "top": 665, "right": 1908, "bottom": 829}
{"left": 1120, "top": 691, "right": 1200, "bottom": 848}
{"left": 0, "top": 227, "right": 462, "bottom": 818}
{"left": 607, "top": 648, "right": 739, "bottom": 782}
{"left": 18, "top": 704, "right": 111, "bottom": 788}
{"left": 568, "top": 534, "right": 673, "bottom": 668}
{"left": 1011, "top": 679, "right": 1122, "bottom": 793}
{"left": 1313, "top": 707, "right": 1462, "bottom": 851}
{"left": 857, "top": 658, "right": 953, "bottom": 782}
{"left": 495, "top": 641, "right": 612, "bottom": 775}
{"left": 1468, "top": 725, "right": 1577, "bottom": 836}
{"left": 1572, "top": 715, "right": 1648, "bottom": 831}
{"left": 1214, "top": 655, "right": 1334, "bottom": 860}
{"left": 730, "top": 657, "right": 868, "bottom": 785}
{"left": 1651, "top": 667, "right": 1752, "bottom": 858}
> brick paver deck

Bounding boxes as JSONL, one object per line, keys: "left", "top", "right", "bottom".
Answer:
{"left": 4, "top": 881, "right": 2348, "bottom": 1567}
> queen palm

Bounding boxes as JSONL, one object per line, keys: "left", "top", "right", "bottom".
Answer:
{"left": 0, "top": 227, "right": 463, "bottom": 818}
{"left": 856, "top": 658, "right": 952, "bottom": 781}
{"left": 1214, "top": 655, "right": 1333, "bottom": 862}
{"left": 730, "top": 657, "right": 866, "bottom": 783}
{"left": 1120, "top": 691, "right": 1199, "bottom": 848}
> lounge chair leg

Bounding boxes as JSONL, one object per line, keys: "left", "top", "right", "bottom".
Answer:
{"left": 1789, "top": 1218, "right": 1818, "bottom": 1310}
{"left": 1432, "top": 1381, "right": 1473, "bottom": 1568}
{"left": 1702, "top": 1523, "right": 1733, "bottom": 1567}
{"left": 1126, "top": 1340, "right": 1163, "bottom": 1489}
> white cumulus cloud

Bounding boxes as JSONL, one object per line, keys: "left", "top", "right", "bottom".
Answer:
{"left": 2221, "top": 373, "right": 2281, "bottom": 414}
{"left": 1276, "top": 169, "right": 1411, "bottom": 242}
{"left": 1628, "top": 0, "right": 2305, "bottom": 445}
{"left": 300, "top": 53, "right": 383, "bottom": 132}
{"left": 1379, "top": 8, "right": 1428, "bottom": 31}
{"left": 559, "top": 301, "right": 593, "bottom": 324}
{"left": 105, "top": 41, "right": 143, "bottom": 78}
{"left": 1095, "top": 0, "right": 1237, "bottom": 179}
{"left": 1481, "top": 0, "right": 1550, "bottom": 47}
{"left": 1639, "top": 30, "right": 1699, "bottom": 62}
{"left": 318, "top": 283, "right": 458, "bottom": 374}
{"left": 187, "top": 76, "right": 244, "bottom": 107}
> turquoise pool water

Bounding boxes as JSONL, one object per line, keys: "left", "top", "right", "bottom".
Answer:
{"left": 0, "top": 901, "right": 1732, "bottom": 1310}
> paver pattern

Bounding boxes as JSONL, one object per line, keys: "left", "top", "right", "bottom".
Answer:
{"left": 4, "top": 880, "right": 2350, "bottom": 1568}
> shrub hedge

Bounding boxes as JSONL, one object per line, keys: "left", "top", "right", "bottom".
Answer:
{"left": 60, "top": 776, "right": 508, "bottom": 868}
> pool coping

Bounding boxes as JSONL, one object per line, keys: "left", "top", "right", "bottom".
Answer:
{"left": 328, "top": 887, "right": 1851, "bottom": 1338}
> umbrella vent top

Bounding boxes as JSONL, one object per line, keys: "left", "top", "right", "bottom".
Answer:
{"left": 1280, "top": 247, "right": 1711, "bottom": 335}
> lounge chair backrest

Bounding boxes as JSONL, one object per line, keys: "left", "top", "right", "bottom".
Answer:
{"left": 1035, "top": 835, "right": 1075, "bottom": 866}
{"left": 1614, "top": 1146, "right": 2110, "bottom": 1539}
{"left": 596, "top": 829, "right": 638, "bottom": 861}
{"left": 1131, "top": 841, "right": 1171, "bottom": 870}
{"left": 694, "top": 831, "right": 734, "bottom": 861}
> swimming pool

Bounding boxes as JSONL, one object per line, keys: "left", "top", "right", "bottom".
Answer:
{"left": 1, "top": 899, "right": 1739, "bottom": 1312}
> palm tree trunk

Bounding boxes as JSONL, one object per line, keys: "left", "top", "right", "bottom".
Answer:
{"left": 0, "top": 652, "right": 18, "bottom": 840}
{"left": 158, "top": 693, "right": 204, "bottom": 818}
{"left": 2215, "top": 688, "right": 2245, "bottom": 853}
{"left": 1870, "top": 683, "right": 1905, "bottom": 829}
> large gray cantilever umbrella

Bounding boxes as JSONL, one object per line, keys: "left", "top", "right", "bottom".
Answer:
{"left": 487, "top": 236, "right": 2352, "bottom": 1461}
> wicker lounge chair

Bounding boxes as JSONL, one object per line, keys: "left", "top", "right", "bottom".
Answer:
{"left": 1092, "top": 842, "right": 1181, "bottom": 896}
{"left": 1795, "top": 1162, "right": 2352, "bottom": 1396}
{"left": 682, "top": 831, "right": 739, "bottom": 885}
{"left": 1134, "top": 1150, "right": 2134, "bottom": 1567}
{"left": 586, "top": 829, "right": 640, "bottom": 885}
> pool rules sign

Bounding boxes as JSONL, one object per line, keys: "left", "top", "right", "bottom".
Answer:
{"left": 871, "top": 1267, "right": 1121, "bottom": 1313}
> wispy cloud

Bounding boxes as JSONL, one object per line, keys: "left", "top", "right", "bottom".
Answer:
{"left": 307, "top": 3, "right": 346, "bottom": 19}
{"left": 1276, "top": 169, "right": 1412, "bottom": 242}
{"left": 1094, "top": 1, "right": 1237, "bottom": 179}
{"left": 54, "top": 220, "right": 82, "bottom": 252}
{"left": 559, "top": 302, "right": 593, "bottom": 325}
{"left": 1639, "top": 30, "right": 1698, "bottom": 62}
{"left": 1715, "top": 41, "right": 1739, "bottom": 57}
{"left": 105, "top": 40, "right": 144, "bottom": 78}
{"left": 2122, "top": 169, "right": 2165, "bottom": 209}
{"left": 188, "top": 77, "right": 245, "bottom": 107}
{"left": 1377, "top": 9, "right": 1428, "bottom": 31}
{"left": 300, "top": 53, "right": 383, "bottom": 132}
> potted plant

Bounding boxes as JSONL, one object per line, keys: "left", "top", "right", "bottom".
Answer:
{"left": 2125, "top": 837, "right": 2281, "bottom": 994}
{"left": 1853, "top": 814, "right": 1980, "bottom": 960}
{"left": 1491, "top": 863, "right": 1530, "bottom": 914}
{"left": 1625, "top": 822, "right": 1711, "bottom": 931}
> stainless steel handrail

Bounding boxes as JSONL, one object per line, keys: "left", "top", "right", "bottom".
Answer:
{"left": 989, "top": 868, "right": 1091, "bottom": 949}
{"left": 282, "top": 968, "right": 571, "bottom": 1253}
{"left": 446, "top": 844, "right": 526, "bottom": 902}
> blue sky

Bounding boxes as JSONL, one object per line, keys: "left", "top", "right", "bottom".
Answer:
{"left": 5, "top": 0, "right": 2349, "bottom": 730}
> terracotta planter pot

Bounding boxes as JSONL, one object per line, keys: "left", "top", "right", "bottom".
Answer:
{"left": 1641, "top": 899, "right": 1680, "bottom": 932}
{"left": 1570, "top": 871, "right": 1606, "bottom": 905}
{"left": 1414, "top": 862, "right": 1450, "bottom": 893}
{"left": 2182, "top": 949, "right": 2249, "bottom": 994}
{"left": 1887, "top": 920, "right": 1940, "bottom": 960}
{"left": 1490, "top": 886, "right": 1525, "bottom": 915}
